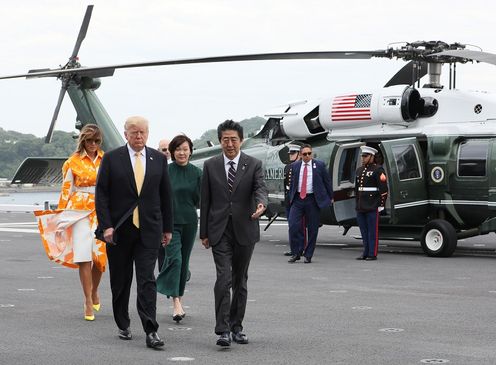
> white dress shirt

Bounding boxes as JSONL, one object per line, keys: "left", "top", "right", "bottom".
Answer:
{"left": 223, "top": 153, "right": 241, "bottom": 181}
{"left": 298, "top": 159, "right": 313, "bottom": 194}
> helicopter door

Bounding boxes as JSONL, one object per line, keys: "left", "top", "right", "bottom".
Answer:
{"left": 381, "top": 137, "right": 428, "bottom": 224}
{"left": 332, "top": 141, "right": 364, "bottom": 222}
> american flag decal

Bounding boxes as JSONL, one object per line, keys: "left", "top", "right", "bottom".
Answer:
{"left": 331, "top": 94, "right": 372, "bottom": 121}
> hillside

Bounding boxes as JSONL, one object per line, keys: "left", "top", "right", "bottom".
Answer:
{"left": 0, "top": 116, "right": 267, "bottom": 179}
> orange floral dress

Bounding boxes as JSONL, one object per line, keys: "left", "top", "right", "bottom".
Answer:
{"left": 34, "top": 150, "right": 106, "bottom": 272}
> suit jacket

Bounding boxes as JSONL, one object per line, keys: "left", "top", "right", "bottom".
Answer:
{"left": 288, "top": 159, "right": 333, "bottom": 209}
{"left": 95, "top": 145, "right": 173, "bottom": 249}
{"left": 200, "top": 152, "right": 268, "bottom": 246}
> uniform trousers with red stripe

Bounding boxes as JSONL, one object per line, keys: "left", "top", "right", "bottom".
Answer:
{"left": 356, "top": 209, "right": 379, "bottom": 258}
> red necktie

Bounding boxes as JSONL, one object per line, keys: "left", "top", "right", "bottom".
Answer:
{"left": 300, "top": 163, "right": 308, "bottom": 199}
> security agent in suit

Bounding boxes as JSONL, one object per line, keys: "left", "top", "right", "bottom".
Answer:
{"left": 283, "top": 144, "right": 301, "bottom": 256}
{"left": 200, "top": 120, "right": 268, "bottom": 347}
{"left": 95, "top": 116, "right": 173, "bottom": 349}
{"left": 288, "top": 144, "right": 333, "bottom": 264}
{"left": 355, "top": 145, "right": 388, "bottom": 261}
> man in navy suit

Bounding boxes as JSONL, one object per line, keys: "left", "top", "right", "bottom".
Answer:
{"left": 288, "top": 144, "right": 332, "bottom": 263}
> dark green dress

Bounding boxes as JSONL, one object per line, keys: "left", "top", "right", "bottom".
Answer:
{"left": 157, "top": 162, "right": 202, "bottom": 297}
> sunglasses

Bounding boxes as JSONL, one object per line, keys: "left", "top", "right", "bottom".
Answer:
{"left": 85, "top": 138, "right": 101, "bottom": 144}
{"left": 289, "top": 151, "right": 298, "bottom": 155}
{"left": 361, "top": 153, "right": 372, "bottom": 157}
{"left": 301, "top": 152, "right": 312, "bottom": 156}
{"left": 161, "top": 148, "right": 168, "bottom": 152}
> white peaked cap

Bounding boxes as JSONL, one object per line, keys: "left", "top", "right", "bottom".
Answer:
{"left": 360, "top": 145, "right": 378, "bottom": 155}
{"left": 288, "top": 144, "right": 301, "bottom": 152}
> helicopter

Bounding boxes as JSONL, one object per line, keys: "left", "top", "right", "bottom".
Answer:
{"left": 3, "top": 5, "right": 496, "bottom": 258}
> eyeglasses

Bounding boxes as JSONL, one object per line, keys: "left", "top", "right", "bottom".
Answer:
{"left": 160, "top": 148, "right": 168, "bottom": 152}
{"left": 85, "top": 138, "right": 101, "bottom": 144}
{"left": 301, "top": 152, "right": 312, "bottom": 156}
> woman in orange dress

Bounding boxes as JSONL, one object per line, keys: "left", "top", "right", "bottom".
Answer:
{"left": 35, "top": 124, "right": 106, "bottom": 321}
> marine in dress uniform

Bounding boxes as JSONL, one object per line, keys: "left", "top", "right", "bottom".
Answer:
{"left": 355, "top": 146, "right": 388, "bottom": 261}
{"left": 283, "top": 144, "right": 301, "bottom": 256}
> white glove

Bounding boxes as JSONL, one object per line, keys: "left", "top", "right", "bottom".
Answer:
{"left": 378, "top": 207, "right": 384, "bottom": 212}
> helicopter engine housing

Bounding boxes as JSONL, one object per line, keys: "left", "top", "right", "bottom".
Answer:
{"left": 319, "top": 85, "right": 425, "bottom": 130}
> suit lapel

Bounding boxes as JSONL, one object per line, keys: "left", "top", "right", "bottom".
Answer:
{"left": 141, "top": 146, "right": 154, "bottom": 193}
{"left": 119, "top": 146, "right": 138, "bottom": 194}
{"left": 231, "top": 153, "right": 248, "bottom": 194}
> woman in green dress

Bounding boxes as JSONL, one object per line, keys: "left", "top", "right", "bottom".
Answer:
{"left": 157, "top": 134, "right": 202, "bottom": 322}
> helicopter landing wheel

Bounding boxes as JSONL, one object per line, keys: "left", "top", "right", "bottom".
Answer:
{"left": 420, "top": 219, "right": 457, "bottom": 257}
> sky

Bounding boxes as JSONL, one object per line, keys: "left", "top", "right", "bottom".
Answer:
{"left": 1, "top": 0, "right": 496, "bottom": 149}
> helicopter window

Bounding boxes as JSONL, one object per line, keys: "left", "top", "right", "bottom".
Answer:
{"left": 391, "top": 144, "right": 421, "bottom": 180}
{"left": 458, "top": 140, "right": 488, "bottom": 177}
{"left": 337, "top": 148, "right": 359, "bottom": 185}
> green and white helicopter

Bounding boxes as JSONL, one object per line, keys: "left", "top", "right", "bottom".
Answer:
{"left": 3, "top": 5, "right": 496, "bottom": 257}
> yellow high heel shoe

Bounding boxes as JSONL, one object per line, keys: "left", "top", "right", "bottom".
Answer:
{"left": 92, "top": 303, "right": 101, "bottom": 312}
{"left": 84, "top": 304, "right": 95, "bottom": 321}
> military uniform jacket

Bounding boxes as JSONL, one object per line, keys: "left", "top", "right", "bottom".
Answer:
{"left": 355, "top": 163, "right": 388, "bottom": 212}
{"left": 283, "top": 163, "right": 292, "bottom": 208}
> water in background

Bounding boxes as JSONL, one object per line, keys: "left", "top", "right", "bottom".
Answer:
{"left": 0, "top": 191, "right": 60, "bottom": 206}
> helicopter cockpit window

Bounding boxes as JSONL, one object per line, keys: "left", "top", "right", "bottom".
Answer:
{"left": 458, "top": 140, "right": 488, "bottom": 177}
{"left": 392, "top": 144, "right": 421, "bottom": 180}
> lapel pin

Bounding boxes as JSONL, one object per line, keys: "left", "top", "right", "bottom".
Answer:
{"left": 150, "top": 156, "right": 153, "bottom": 160}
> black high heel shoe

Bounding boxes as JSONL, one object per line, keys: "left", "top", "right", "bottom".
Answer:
{"left": 173, "top": 313, "right": 183, "bottom": 323}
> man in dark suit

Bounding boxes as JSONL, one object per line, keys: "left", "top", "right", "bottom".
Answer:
{"left": 96, "top": 116, "right": 173, "bottom": 349}
{"left": 200, "top": 120, "right": 268, "bottom": 347}
{"left": 288, "top": 144, "right": 333, "bottom": 264}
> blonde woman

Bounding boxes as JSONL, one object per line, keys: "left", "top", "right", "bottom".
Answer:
{"left": 35, "top": 124, "right": 106, "bottom": 321}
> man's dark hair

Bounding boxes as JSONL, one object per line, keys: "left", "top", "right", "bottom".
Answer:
{"left": 300, "top": 143, "right": 312, "bottom": 151}
{"left": 169, "top": 134, "right": 194, "bottom": 161}
{"left": 217, "top": 120, "right": 244, "bottom": 141}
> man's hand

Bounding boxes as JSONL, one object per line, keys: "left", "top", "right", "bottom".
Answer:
{"left": 201, "top": 238, "right": 210, "bottom": 249}
{"left": 251, "top": 203, "right": 266, "bottom": 220}
{"left": 104, "top": 227, "right": 115, "bottom": 244}
{"left": 162, "top": 232, "right": 172, "bottom": 247}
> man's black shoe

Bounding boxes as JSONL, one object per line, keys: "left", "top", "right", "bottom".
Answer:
{"left": 288, "top": 255, "right": 301, "bottom": 263}
{"left": 146, "top": 332, "right": 164, "bottom": 349}
{"left": 365, "top": 256, "right": 377, "bottom": 261}
{"left": 283, "top": 251, "right": 293, "bottom": 256}
{"left": 304, "top": 257, "right": 312, "bottom": 264}
{"left": 355, "top": 256, "right": 367, "bottom": 260}
{"left": 232, "top": 331, "right": 249, "bottom": 344}
{"left": 216, "top": 332, "right": 231, "bottom": 347}
{"left": 118, "top": 328, "right": 132, "bottom": 340}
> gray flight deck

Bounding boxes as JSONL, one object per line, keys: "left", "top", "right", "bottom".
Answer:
{"left": 1, "top": 212, "right": 496, "bottom": 364}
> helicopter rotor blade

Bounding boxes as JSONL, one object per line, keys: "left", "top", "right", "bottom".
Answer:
{"left": 0, "top": 50, "right": 387, "bottom": 80}
{"left": 45, "top": 85, "right": 67, "bottom": 143}
{"left": 428, "top": 49, "right": 496, "bottom": 66}
{"left": 384, "top": 60, "right": 428, "bottom": 87}
{"left": 70, "top": 5, "right": 93, "bottom": 60}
